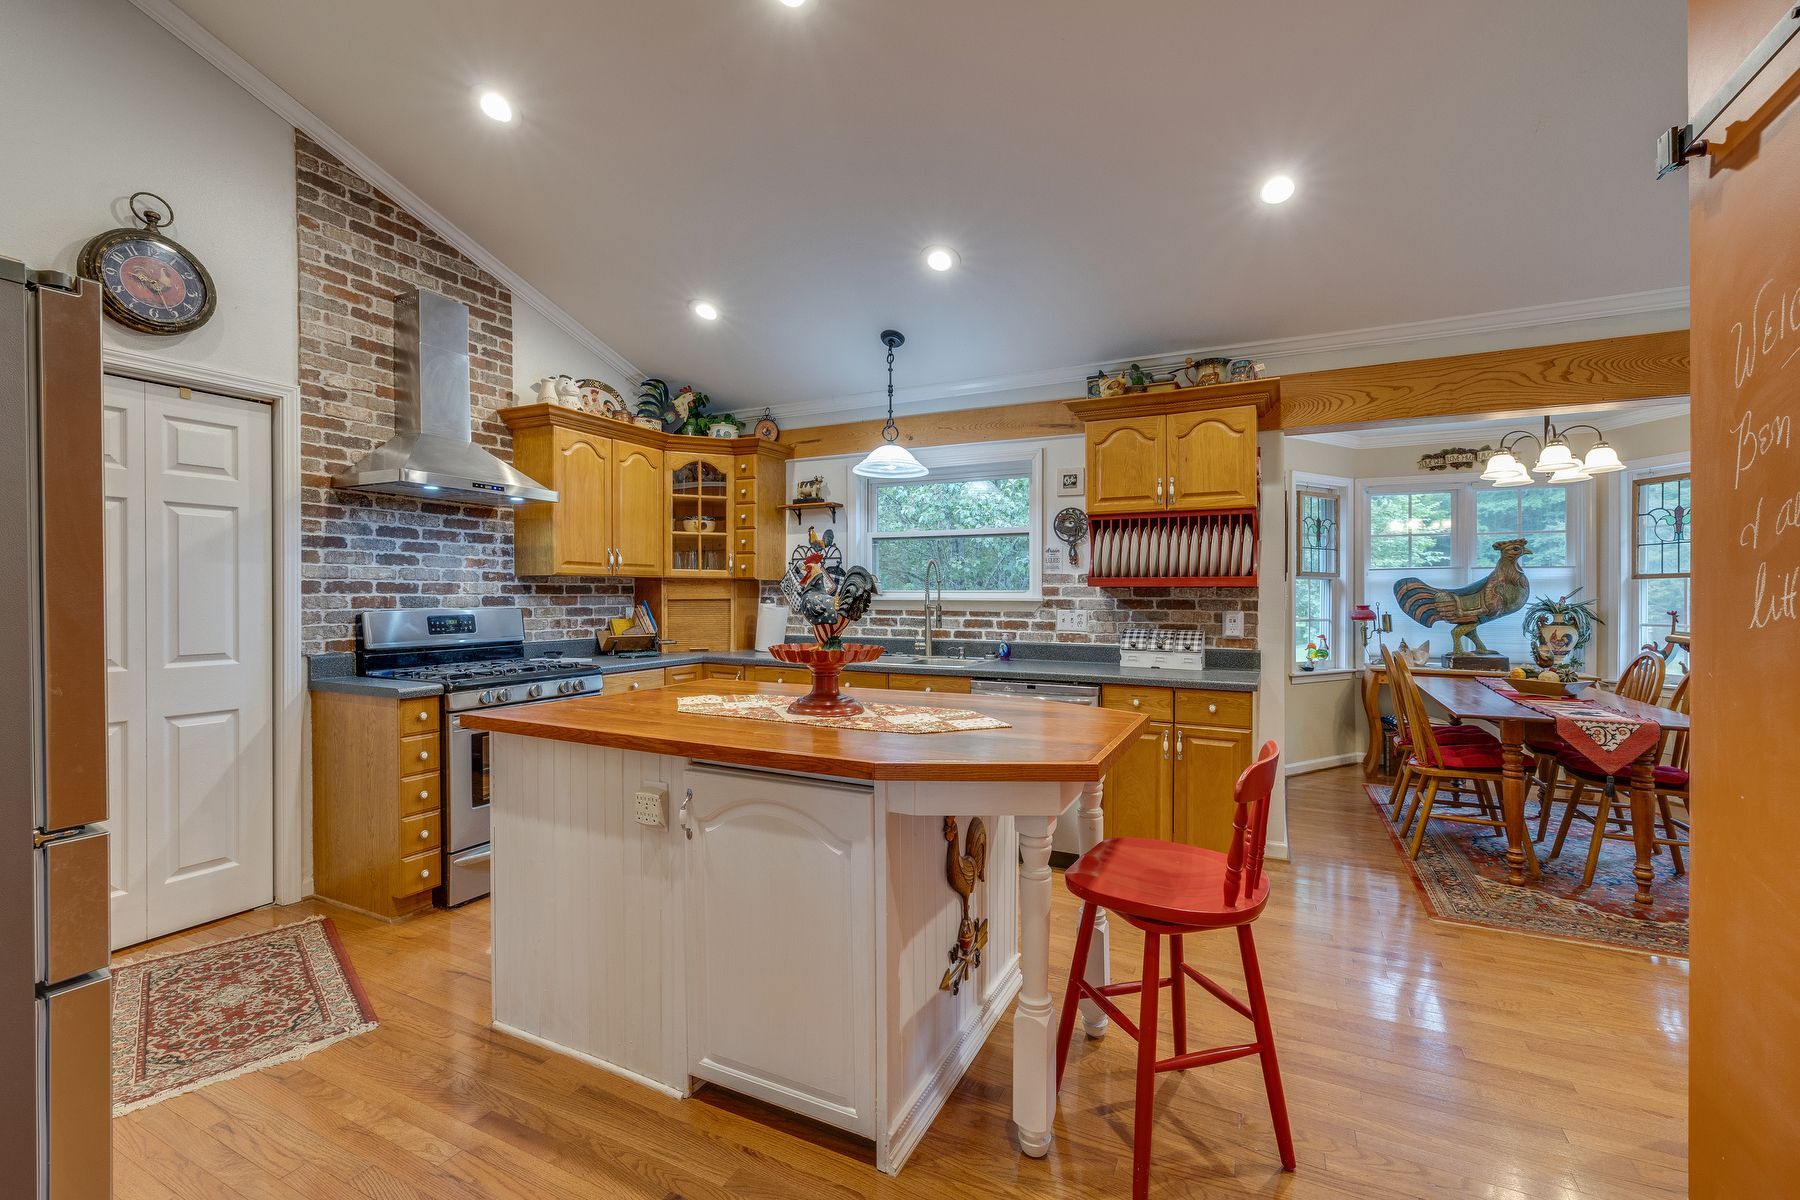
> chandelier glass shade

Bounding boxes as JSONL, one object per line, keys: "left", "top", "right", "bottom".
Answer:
{"left": 852, "top": 329, "right": 927, "bottom": 480}
{"left": 1479, "top": 417, "right": 1627, "bottom": 486}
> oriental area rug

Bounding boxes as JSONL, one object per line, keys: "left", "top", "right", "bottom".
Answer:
{"left": 1364, "top": 784, "right": 1688, "bottom": 956}
{"left": 111, "top": 916, "right": 378, "bottom": 1115}
{"left": 677, "top": 692, "right": 1011, "bottom": 733}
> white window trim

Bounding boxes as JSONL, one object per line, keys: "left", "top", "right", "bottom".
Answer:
{"left": 1615, "top": 453, "right": 1691, "bottom": 681}
{"left": 1290, "top": 471, "right": 1353, "bottom": 678}
{"left": 1355, "top": 473, "right": 1595, "bottom": 660}
{"left": 852, "top": 442, "right": 1045, "bottom": 604}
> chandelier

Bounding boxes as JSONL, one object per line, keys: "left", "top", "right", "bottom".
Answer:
{"left": 1479, "top": 416, "right": 1625, "bottom": 487}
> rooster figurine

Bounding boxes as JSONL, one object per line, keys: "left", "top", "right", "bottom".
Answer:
{"left": 939, "top": 816, "right": 989, "bottom": 995}
{"left": 1392, "top": 538, "right": 1533, "bottom": 657}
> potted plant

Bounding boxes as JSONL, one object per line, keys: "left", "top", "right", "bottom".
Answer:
{"left": 1520, "top": 588, "right": 1603, "bottom": 670}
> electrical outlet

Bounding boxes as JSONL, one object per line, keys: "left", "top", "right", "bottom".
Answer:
{"left": 1223, "top": 611, "right": 1246, "bottom": 638}
{"left": 1055, "top": 610, "right": 1088, "bottom": 632}
{"left": 633, "top": 787, "right": 668, "bottom": 828}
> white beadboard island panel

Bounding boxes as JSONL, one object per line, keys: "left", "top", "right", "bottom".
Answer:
{"left": 488, "top": 735, "right": 688, "bottom": 1095}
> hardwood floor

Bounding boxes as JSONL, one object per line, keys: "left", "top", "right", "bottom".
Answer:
{"left": 112, "top": 766, "right": 1688, "bottom": 1198}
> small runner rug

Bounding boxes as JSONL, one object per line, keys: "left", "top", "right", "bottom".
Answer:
{"left": 112, "top": 916, "right": 377, "bottom": 1115}
{"left": 677, "top": 692, "right": 1011, "bottom": 733}
{"left": 1364, "top": 784, "right": 1688, "bottom": 956}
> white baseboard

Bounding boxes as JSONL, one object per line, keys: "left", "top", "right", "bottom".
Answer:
{"left": 1264, "top": 839, "right": 1290, "bottom": 862}
{"left": 492, "top": 1021, "right": 688, "bottom": 1100}
{"left": 1285, "top": 752, "right": 1363, "bottom": 776}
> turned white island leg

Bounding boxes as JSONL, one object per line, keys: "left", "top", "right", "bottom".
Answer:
{"left": 1074, "top": 779, "right": 1111, "bottom": 1037}
{"left": 1013, "top": 813, "right": 1057, "bottom": 1157}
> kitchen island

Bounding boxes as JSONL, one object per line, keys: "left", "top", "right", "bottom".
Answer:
{"left": 459, "top": 679, "right": 1143, "bottom": 1173}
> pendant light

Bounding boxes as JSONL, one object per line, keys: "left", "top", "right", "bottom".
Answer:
{"left": 1479, "top": 416, "right": 1628, "bottom": 485}
{"left": 852, "top": 330, "right": 928, "bottom": 479}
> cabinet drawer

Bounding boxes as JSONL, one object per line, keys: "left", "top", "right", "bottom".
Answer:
{"left": 398, "top": 698, "right": 440, "bottom": 733}
{"left": 733, "top": 553, "right": 757, "bottom": 578}
{"left": 400, "top": 809, "right": 441, "bottom": 854}
{"left": 1101, "top": 685, "right": 1174, "bottom": 721}
{"left": 667, "top": 665, "right": 704, "bottom": 684}
{"left": 734, "top": 530, "right": 756, "bottom": 555}
{"left": 399, "top": 773, "right": 440, "bottom": 817}
{"left": 886, "top": 673, "right": 972, "bottom": 694}
{"left": 704, "top": 664, "right": 748, "bottom": 681}
{"left": 398, "top": 733, "right": 440, "bottom": 776}
{"left": 749, "top": 666, "right": 809, "bottom": 685}
{"left": 734, "top": 457, "right": 756, "bottom": 479}
{"left": 395, "top": 848, "right": 440, "bottom": 897}
{"left": 846, "top": 672, "right": 889, "bottom": 689}
{"left": 735, "top": 480, "right": 756, "bottom": 503}
{"left": 1174, "top": 689, "right": 1252, "bottom": 729}
{"left": 734, "top": 503, "right": 757, "bottom": 531}
{"left": 609, "top": 668, "right": 666, "bottom": 693}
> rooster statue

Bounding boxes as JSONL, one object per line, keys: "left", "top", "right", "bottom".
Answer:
{"left": 781, "top": 554, "right": 879, "bottom": 647}
{"left": 1392, "top": 538, "right": 1533, "bottom": 657}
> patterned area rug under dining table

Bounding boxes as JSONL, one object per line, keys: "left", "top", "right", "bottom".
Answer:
{"left": 1364, "top": 783, "right": 1688, "bottom": 956}
{"left": 112, "top": 916, "right": 378, "bottom": 1114}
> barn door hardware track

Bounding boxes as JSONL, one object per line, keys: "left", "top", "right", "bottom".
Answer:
{"left": 1657, "top": 4, "right": 1800, "bottom": 177}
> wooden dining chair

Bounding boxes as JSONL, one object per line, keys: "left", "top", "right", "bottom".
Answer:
{"left": 1055, "top": 741, "right": 1294, "bottom": 1198}
{"left": 1386, "top": 651, "right": 1506, "bottom": 841}
{"left": 1380, "top": 646, "right": 1497, "bottom": 829}
{"left": 1532, "top": 650, "right": 1667, "bottom": 843}
{"left": 1549, "top": 674, "right": 1691, "bottom": 888}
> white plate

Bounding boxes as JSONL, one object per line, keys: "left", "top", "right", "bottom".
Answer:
{"left": 1124, "top": 525, "right": 1140, "bottom": 577}
{"left": 1177, "top": 524, "right": 1193, "bottom": 577}
{"left": 1206, "top": 523, "right": 1221, "bottom": 576}
{"left": 1240, "top": 522, "right": 1254, "bottom": 575}
{"left": 1156, "top": 523, "right": 1170, "bottom": 577}
{"left": 1222, "top": 523, "right": 1239, "bottom": 577}
{"left": 1099, "top": 525, "right": 1114, "bottom": 577}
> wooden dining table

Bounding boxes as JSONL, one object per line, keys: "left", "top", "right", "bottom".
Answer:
{"left": 1412, "top": 675, "right": 1690, "bottom": 909}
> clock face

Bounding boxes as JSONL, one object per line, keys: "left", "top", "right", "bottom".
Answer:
{"left": 79, "top": 230, "right": 216, "bottom": 335}
{"left": 754, "top": 415, "right": 780, "bottom": 441}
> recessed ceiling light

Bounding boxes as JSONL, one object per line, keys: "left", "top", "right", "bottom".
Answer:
{"left": 691, "top": 300, "right": 720, "bottom": 321}
{"left": 1259, "top": 174, "right": 1295, "bottom": 204}
{"left": 923, "top": 245, "right": 958, "bottom": 272}
{"left": 478, "top": 90, "right": 514, "bottom": 123}
{"left": 778, "top": 0, "right": 807, "bottom": 7}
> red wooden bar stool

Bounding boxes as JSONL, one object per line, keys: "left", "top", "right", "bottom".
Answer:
{"left": 1054, "top": 741, "right": 1294, "bottom": 1199}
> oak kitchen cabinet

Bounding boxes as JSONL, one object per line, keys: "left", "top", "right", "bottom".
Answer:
{"left": 1099, "top": 684, "right": 1253, "bottom": 851}
{"left": 1070, "top": 380, "right": 1274, "bottom": 515}
{"left": 502, "top": 406, "right": 791, "bottom": 583}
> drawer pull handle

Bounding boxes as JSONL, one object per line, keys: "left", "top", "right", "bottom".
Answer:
{"left": 420, "top": 868, "right": 431, "bottom": 880}
{"left": 1176, "top": 730, "right": 1184, "bottom": 760}
{"left": 1130, "top": 697, "right": 1141, "bottom": 708}
{"left": 417, "top": 711, "right": 429, "bottom": 721}
{"left": 418, "top": 750, "right": 430, "bottom": 761}
{"left": 418, "top": 789, "right": 429, "bottom": 800}
{"left": 419, "top": 829, "right": 431, "bottom": 841}
{"left": 1207, "top": 703, "right": 1218, "bottom": 715}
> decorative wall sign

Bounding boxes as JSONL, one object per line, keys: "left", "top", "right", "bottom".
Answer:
{"left": 1416, "top": 445, "right": 1493, "bottom": 472}
{"left": 1057, "top": 468, "right": 1085, "bottom": 496}
{"left": 939, "top": 815, "right": 989, "bottom": 995}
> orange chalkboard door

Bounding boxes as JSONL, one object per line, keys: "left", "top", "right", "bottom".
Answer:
{"left": 1688, "top": 2, "right": 1800, "bottom": 1192}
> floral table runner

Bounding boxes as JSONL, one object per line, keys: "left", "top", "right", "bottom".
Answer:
{"left": 1478, "top": 677, "right": 1662, "bottom": 775}
{"left": 676, "top": 693, "right": 1011, "bottom": 735}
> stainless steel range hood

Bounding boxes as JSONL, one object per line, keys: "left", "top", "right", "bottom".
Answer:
{"left": 334, "top": 287, "right": 557, "bottom": 505}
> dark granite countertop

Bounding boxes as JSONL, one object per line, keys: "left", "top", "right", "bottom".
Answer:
{"left": 308, "top": 639, "right": 1260, "bottom": 698}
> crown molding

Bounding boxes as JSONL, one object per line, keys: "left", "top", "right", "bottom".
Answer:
{"left": 752, "top": 287, "right": 1691, "bottom": 430}
{"left": 126, "top": 0, "right": 639, "bottom": 384}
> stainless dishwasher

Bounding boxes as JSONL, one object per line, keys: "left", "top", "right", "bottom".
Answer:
{"left": 971, "top": 679, "right": 1099, "bottom": 856}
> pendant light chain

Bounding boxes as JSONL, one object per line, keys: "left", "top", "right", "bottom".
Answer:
{"left": 882, "top": 342, "right": 899, "bottom": 445}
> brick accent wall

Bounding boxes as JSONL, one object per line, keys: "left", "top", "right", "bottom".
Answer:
{"left": 296, "top": 132, "right": 632, "bottom": 653}
{"left": 765, "top": 571, "right": 1257, "bottom": 649}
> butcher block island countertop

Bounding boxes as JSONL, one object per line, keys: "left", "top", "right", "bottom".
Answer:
{"left": 461, "top": 680, "right": 1145, "bottom": 1175}
{"left": 457, "top": 678, "right": 1145, "bottom": 781}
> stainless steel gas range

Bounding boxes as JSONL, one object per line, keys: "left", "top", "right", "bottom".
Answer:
{"left": 357, "top": 608, "right": 605, "bottom": 906}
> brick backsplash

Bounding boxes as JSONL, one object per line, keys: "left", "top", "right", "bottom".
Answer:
{"left": 762, "top": 571, "right": 1257, "bottom": 649}
{"left": 296, "top": 132, "right": 632, "bottom": 654}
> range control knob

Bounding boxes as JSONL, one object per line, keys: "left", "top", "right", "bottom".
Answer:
{"left": 527, "top": 684, "right": 544, "bottom": 699}
{"left": 478, "top": 690, "right": 494, "bottom": 705}
{"left": 571, "top": 678, "right": 587, "bottom": 693}
{"left": 493, "top": 688, "right": 511, "bottom": 704}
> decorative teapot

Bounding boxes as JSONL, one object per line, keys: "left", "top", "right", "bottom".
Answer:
{"left": 532, "top": 376, "right": 561, "bottom": 405}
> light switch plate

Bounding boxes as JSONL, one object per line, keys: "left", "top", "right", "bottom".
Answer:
{"left": 1055, "top": 609, "right": 1088, "bottom": 632}
{"left": 1223, "top": 611, "right": 1246, "bottom": 638}
{"left": 633, "top": 787, "right": 668, "bottom": 828}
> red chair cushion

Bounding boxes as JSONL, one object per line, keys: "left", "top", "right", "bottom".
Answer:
{"left": 1526, "top": 735, "right": 1567, "bottom": 756}
{"left": 1064, "top": 837, "right": 1267, "bottom": 929}
{"left": 1558, "top": 748, "right": 1688, "bottom": 790}
{"left": 1415, "top": 741, "right": 1505, "bottom": 771}
{"left": 1397, "top": 725, "right": 1497, "bottom": 749}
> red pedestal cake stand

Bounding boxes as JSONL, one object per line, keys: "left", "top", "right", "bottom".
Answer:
{"left": 767, "top": 642, "right": 886, "bottom": 716}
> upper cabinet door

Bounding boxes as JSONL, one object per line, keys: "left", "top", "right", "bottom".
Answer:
{"left": 1086, "top": 415, "right": 1167, "bottom": 513}
{"left": 552, "top": 429, "right": 613, "bottom": 574}
{"left": 611, "top": 441, "right": 665, "bottom": 576}
{"left": 1167, "top": 405, "right": 1258, "bottom": 510}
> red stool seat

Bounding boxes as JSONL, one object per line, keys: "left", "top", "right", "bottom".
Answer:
{"left": 1056, "top": 742, "right": 1295, "bottom": 1198}
{"left": 1065, "top": 837, "right": 1269, "bottom": 929}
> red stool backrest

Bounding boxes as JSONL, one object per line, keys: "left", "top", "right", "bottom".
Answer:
{"left": 1224, "top": 740, "right": 1282, "bottom": 905}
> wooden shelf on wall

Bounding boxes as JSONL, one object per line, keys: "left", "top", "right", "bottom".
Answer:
{"left": 1086, "top": 508, "right": 1258, "bottom": 588}
{"left": 780, "top": 501, "right": 843, "bottom": 525}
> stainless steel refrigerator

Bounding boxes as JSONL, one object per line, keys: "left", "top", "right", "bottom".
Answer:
{"left": 0, "top": 256, "right": 112, "bottom": 1197}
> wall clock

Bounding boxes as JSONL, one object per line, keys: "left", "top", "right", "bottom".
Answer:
{"left": 753, "top": 408, "right": 780, "bottom": 441}
{"left": 77, "top": 192, "right": 217, "bottom": 336}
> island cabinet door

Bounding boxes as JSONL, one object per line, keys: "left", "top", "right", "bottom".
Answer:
{"left": 682, "top": 764, "right": 878, "bottom": 1137}
{"left": 1104, "top": 722, "right": 1173, "bottom": 842}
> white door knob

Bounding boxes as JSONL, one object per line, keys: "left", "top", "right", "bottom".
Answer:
{"left": 418, "top": 750, "right": 429, "bottom": 761}
{"left": 418, "top": 789, "right": 429, "bottom": 800}
{"left": 419, "top": 829, "right": 430, "bottom": 840}
{"left": 417, "top": 711, "right": 429, "bottom": 721}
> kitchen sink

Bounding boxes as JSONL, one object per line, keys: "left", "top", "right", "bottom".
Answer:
{"left": 875, "top": 654, "right": 992, "bottom": 666}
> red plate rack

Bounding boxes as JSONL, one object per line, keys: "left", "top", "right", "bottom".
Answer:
{"left": 1086, "top": 508, "right": 1258, "bottom": 587}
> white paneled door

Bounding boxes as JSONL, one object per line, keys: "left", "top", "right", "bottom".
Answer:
{"left": 103, "top": 376, "right": 274, "bottom": 949}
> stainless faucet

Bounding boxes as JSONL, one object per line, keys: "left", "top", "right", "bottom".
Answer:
{"left": 920, "top": 558, "right": 944, "bottom": 658}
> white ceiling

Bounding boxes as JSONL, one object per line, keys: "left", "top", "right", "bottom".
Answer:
{"left": 162, "top": 0, "right": 1689, "bottom": 413}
